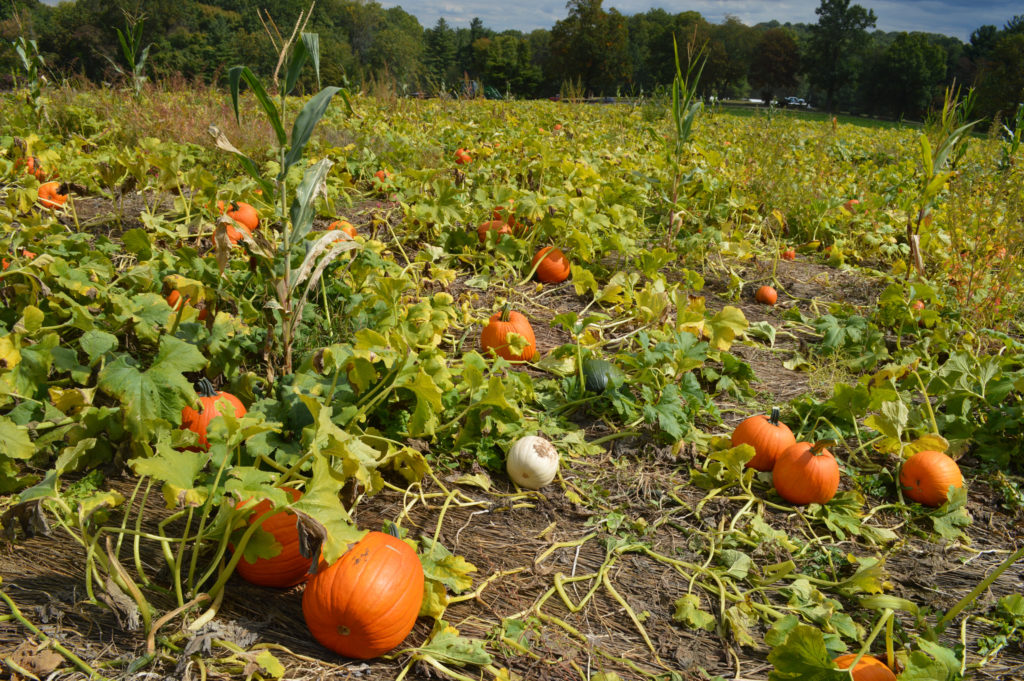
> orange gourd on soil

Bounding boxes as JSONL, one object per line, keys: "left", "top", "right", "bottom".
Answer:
{"left": 235, "top": 487, "right": 312, "bottom": 588}
{"left": 480, "top": 304, "right": 537, "bottom": 362}
{"left": 180, "top": 378, "right": 247, "bottom": 450}
{"left": 773, "top": 441, "right": 840, "bottom": 505}
{"left": 755, "top": 285, "right": 778, "bottom": 305}
{"left": 833, "top": 654, "right": 897, "bottom": 681}
{"left": 532, "top": 247, "right": 571, "bottom": 283}
{"left": 217, "top": 200, "right": 259, "bottom": 244}
{"left": 302, "top": 530, "right": 424, "bottom": 659}
{"left": 731, "top": 407, "right": 796, "bottom": 472}
{"left": 900, "top": 450, "right": 963, "bottom": 507}
{"left": 329, "top": 220, "right": 357, "bottom": 238}
{"left": 38, "top": 182, "right": 68, "bottom": 209}
{"left": 477, "top": 219, "right": 512, "bottom": 243}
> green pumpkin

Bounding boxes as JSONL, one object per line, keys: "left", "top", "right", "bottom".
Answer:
{"left": 583, "top": 358, "right": 621, "bottom": 393}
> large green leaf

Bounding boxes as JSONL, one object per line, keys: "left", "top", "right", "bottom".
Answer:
{"left": 288, "top": 158, "right": 333, "bottom": 245}
{"left": 291, "top": 456, "right": 364, "bottom": 564}
{"left": 228, "top": 65, "right": 286, "bottom": 146}
{"left": 767, "top": 624, "right": 849, "bottom": 680}
{"left": 0, "top": 416, "right": 35, "bottom": 460}
{"left": 97, "top": 336, "right": 206, "bottom": 438}
{"left": 282, "top": 86, "right": 342, "bottom": 175}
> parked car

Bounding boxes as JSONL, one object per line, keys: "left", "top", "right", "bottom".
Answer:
{"left": 783, "top": 96, "right": 808, "bottom": 109}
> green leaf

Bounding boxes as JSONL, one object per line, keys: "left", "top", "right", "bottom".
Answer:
{"left": 672, "top": 593, "right": 715, "bottom": 631}
{"left": 420, "top": 536, "right": 477, "bottom": 594}
{"left": 283, "top": 33, "right": 313, "bottom": 96}
{"left": 122, "top": 228, "right": 152, "bottom": 259}
{"left": 288, "top": 158, "right": 333, "bottom": 245}
{"left": 399, "top": 367, "right": 443, "bottom": 437}
{"left": 419, "top": 623, "right": 492, "bottom": 666}
{"left": 283, "top": 87, "right": 342, "bottom": 174}
{"left": 97, "top": 336, "right": 206, "bottom": 438}
{"left": 747, "top": 320, "right": 777, "bottom": 346}
{"left": 0, "top": 416, "right": 35, "bottom": 459}
{"left": 80, "top": 330, "right": 118, "bottom": 365}
{"left": 250, "top": 650, "right": 285, "bottom": 679}
{"left": 708, "top": 306, "right": 748, "bottom": 352}
{"left": 228, "top": 66, "right": 286, "bottom": 146}
{"left": 130, "top": 441, "right": 207, "bottom": 508}
{"left": 929, "top": 486, "right": 972, "bottom": 539}
{"left": 292, "top": 456, "right": 365, "bottom": 564}
{"left": 767, "top": 624, "right": 849, "bottom": 680}
{"left": 718, "top": 549, "right": 752, "bottom": 579}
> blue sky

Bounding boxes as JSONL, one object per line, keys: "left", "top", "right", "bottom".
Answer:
{"left": 377, "top": 0, "right": 1019, "bottom": 40}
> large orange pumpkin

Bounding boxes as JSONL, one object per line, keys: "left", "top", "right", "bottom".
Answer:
{"left": 731, "top": 407, "right": 796, "bottom": 472}
{"left": 532, "top": 247, "right": 571, "bottom": 283}
{"left": 302, "top": 530, "right": 424, "bottom": 659}
{"left": 833, "top": 653, "right": 896, "bottom": 681}
{"left": 235, "top": 487, "right": 312, "bottom": 588}
{"left": 773, "top": 441, "right": 840, "bottom": 505}
{"left": 180, "top": 378, "right": 247, "bottom": 450}
{"left": 900, "top": 450, "right": 963, "bottom": 507}
{"left": 477, "top": 219, "right": 512, "bottom": 244}
{"left": 480, "top": 304, "right": 537, "bottom": 362}
{"left": 38, "top": 182, "right": 68, "bottom": 209}
{"left": 217, "top": 200, "right": 259, "bottom": 244}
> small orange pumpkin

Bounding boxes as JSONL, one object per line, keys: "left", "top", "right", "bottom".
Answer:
{"left": 773, "top": 441, "right": 840, "bottom": 505}
{"left": 302, "top": 530, "right": 424, "bottom": 659}
{"left": 2, "top": 250, "right": 36, "bottom": 271}
{"left": 492, "top": 201, "right": 523, "bottom": 233}
{"left": 167, "top": 289, "right": 209, "bottom": 322}
{"left": 755, "top": 285, "right": 778, "bottom": 305}
{"left": 454, "top": 148, "right": 471, "bottom": 164}
{"left": 477, "top": 219, "right": 513, "bottom": 244}
{"left": 900, "top": 450, "right": 963, "bottom": 507}
{"left": 38, "top": 182, "right": 68, "bottom": 209}
{"left": 532, "top": 247, "right": 571, "bottom": 283}
{"left": 374, "top": 169, "right": 391, "bottom": 182}
{"left": 234, "top": 487, "right": 312, "bottom": 588}
{"left": 17, "top": 156, "right": 47, "bottom": 181}
{"left": 329, "top": 220, "right": 357, "bottom": 238}
{"left": 217, "top": 200, "right": 259, "bottom": 244}
{"left": 833, "top": 653, "right": 896, "bottom": 681}
{"left": 480, "top": 304, "right": 537, "bottom": 362}
{"left": 731, "top": 407, "right": 796, "bottom": 472}
{"left": 781, "top": 248, "right": 796, "bottom": 261}
{"left": 180, "top": 378, "right": 247, "bottom": 450}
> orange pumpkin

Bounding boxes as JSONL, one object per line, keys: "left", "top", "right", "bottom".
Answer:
{"left": 755, "top": 285, "right": 778, "bottom": 305}
{"left": 329, "top": 220, "right": 357, "bottom": 238}
{"left": 180, "top": 378, "right": 247, "bottom": 450}
{"left": 2, "top": 250, "right": 36, "bottom": 271}
{"left": 17, "top": 156, "right": 47, "bottom": 181}
{"left": 167, "top": 289, "right": 210, "bottom": 321}
{"left": 731, "top": 407, "right": 796, "bottom": 472}
{"left": 834, "top": 654, "right": 896, "bottom": 681}
{"left": 302, "top": 530, "right": 424, "bottom": 659}
{"left": 480, "top": 304, "right": 537, "bottom": 362}
{"left": 454, "top": 148, "right": 471, "bottom": 164}
{"left": 773, "top": 441, "right": 840, "bottom": 505}
{"left": 781, "top": 248, "right": 796, "bottom": 261}
{"left": 532, "top": 247, "right": 571, "bottom": 283}
{"left": 235, "top": 487, "right": 312, "bottom": 588}
{"left": 492, "top": 201, "right": 523, "bottom": 233}
{"left": 900, "top": 450, "right": 963, "bottom": 507}
{"left": 217, "top": 200, "right": 259, "bottom": 244}
{"left": 374, "top": 170, "right": 391, "bottom": 183}
{"left": 38, "top": 182, "right": 68, "bottom": 209}
{"left": 477, "top": 219, "right": 513, "bottom": 244}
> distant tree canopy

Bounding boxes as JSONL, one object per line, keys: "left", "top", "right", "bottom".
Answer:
{"left": 0, "top": 0, "right": 1021, "bottom": 123}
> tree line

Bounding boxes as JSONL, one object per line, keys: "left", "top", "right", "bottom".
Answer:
{"left": 2, "top": 0, "right": 1022, "bottom": 122}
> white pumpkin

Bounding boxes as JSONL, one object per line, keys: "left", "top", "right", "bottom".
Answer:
{"left": 506, "top": 436, "right": 559, "bottom": 489}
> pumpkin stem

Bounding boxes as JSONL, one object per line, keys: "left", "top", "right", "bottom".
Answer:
{"left": 769, "top": 406, "right": 781, "bottom": 426}
{"left": 810, "top": 440, "right": 836, "bottom": 456}
{"left": 499, "top": 302, "right": 512, "bottom": 322}
{"left": 196, "top": 377, "right": 219, "bottom": 398}
{"left": 229, "top": 201, "right": 239, "bottom": 213}
{"left": 384, "top": 521, "right": 401, "bottom": 538}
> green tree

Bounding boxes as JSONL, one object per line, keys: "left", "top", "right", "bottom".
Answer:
{"left": 876, "top": 32, "right": 947, "bottom": 118}
{"left": 748, "top": 27, "right": 800, "bottom": 104}
{"left": 550, "top": 0, "right": 631, "bottom": 94}
{"left": 975, "top": 32, "right": 1024, "bottom": 121}
{"left": 424, "top": 18, "right": 456, "bottom": 86}
{"left": 805, "top": 0, "right": 876, "bottom": 111}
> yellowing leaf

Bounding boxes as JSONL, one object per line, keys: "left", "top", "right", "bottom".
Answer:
{"left": 0, "top": 335, "right": 22, "bottom": 370}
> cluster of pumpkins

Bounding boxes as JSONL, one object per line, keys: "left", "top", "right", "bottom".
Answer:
{"left": 16, "top": 155, "right": 68, "bottom": 209}
{"left": 179, "top": 375, "right": 560, "bottom": 660}
{"left": 179, "top": 380, "right": 423, "bottom": 659}
{"left": 732, "top": 407, "right": 963, "bottom": 508}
